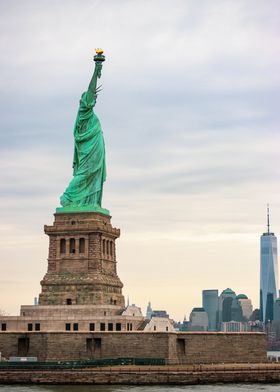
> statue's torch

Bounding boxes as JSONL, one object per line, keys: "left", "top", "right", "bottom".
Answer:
{"left": 94, "top": 48, "right": 105, "bottom": 63}
{"left": 94, "top": 48, "right": 105, "bottom": 79}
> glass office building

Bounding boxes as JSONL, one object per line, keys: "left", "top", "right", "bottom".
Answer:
{"left": 202, "top": 289, "right": 218, "bottom": 331}
{"left": 260, "top": 208, "right": 279, "bottom": 323}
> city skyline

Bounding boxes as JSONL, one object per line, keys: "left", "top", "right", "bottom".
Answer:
{"left": 1, "top": 1, "right": 280, "bottom": 321}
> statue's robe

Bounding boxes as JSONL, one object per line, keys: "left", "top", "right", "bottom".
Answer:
{"left": 60, "top": 91, "right": 106, "bottom": 207}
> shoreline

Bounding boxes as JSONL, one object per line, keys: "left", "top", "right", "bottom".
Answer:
{"left": 1, "top": 364, "right": 280, "bottom": 385}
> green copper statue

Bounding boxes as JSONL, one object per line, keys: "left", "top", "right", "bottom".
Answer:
{"left": 57, "top": 49, "right": 109, "bottom": 215}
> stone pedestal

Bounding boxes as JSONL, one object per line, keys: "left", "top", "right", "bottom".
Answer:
{"left": 39, "top": 212, "right": 125, "bottom": 307}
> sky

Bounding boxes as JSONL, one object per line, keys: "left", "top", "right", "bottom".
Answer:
{"left": 0, "top": 0, "right": 280, "bottom": 321}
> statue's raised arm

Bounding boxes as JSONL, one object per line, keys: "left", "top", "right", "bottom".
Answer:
{"left": 87, "top": 49, "right": 105, "bottom": 104}
{"left": 58, "top": 49, "right": 109, "bottom": 216}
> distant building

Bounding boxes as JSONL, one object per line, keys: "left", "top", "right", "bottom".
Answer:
{"left": 202, "top": 289, "right": 218, "bottom": 331}
{"left": 188, "top": 307, "right": 208, "bottom": 331}
{"left": 146, "top": 301, "right": 153, "bottom": 319}
{"left": 249, "top": 320, "right": 264, "bottom": 332}
{"left": 177, "top": 317, "right": 189, "bottom": 331}
{"left": 230, "top": 297, "right": 243, "bottom": 322}
{"left": 250, "top": 308, "right": 261, "bottom": 321}
{"left": 221, "top": 321, "right": 250, "bottom": 332}
{"left": 274, "top": 298, "right": 280, "bottom": 321}
{"left": 260, "top": 206, "right": 279, "bottom": 323}
{"left": 237, "top": 294, "right": 253, "bottom": 320}
{"left": 151, "top": 310, "right": 169, "bottom": 318}
{"left": 144, "top": 317, "right": 174, "bottom": 332}
{"left": 214, "top": 288, "right": 254, "bottom": 328}
{"left": 122, "top": 304, "right": 143, "bottom": 317}
{"left": 218, "top": 288, "right": 236, "bottom": 325}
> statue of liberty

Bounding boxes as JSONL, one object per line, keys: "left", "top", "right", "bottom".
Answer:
{"left": 57, "top": 49, "right": 109, "bottom": 215}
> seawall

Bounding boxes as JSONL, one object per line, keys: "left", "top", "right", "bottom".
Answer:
{"left": 1, "top": 364, "right": 280, "bottom": 385}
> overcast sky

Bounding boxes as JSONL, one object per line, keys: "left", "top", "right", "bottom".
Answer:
{"left": 1, "top": 0, "right": 280, "bottom": 320}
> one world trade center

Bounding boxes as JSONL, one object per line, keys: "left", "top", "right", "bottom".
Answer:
{"left": 260, "top": 206, "right": 279, "bottom": 323}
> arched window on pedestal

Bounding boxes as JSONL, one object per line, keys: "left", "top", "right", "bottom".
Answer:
{"left": 70, "top": 238, "right": 75, "bottom": 254}
{"left": 60, "top": 239, "right": 66, "bottom": 254}
{"left": 79, "top": 238, "right": 85, "bottom": 254}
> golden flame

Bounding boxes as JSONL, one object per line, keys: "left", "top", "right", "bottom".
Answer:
{"left": 95, "top": 48, "right": 104, "bottom": 55}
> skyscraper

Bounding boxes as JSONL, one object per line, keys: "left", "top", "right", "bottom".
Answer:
{"left": 189, "top": 308, "right": 208, "bottom": 331}
{"left": 146, "top": 302, "right": 153, "bottom": 319}
{"left": 202, "top": 289, "right": 218, "bottom": 331}
{"left": 230, "top": 297, "right": 243, "bottom": 322}
{"left": 218, "top": 288, "right": 236, "bottom": 326}
{"left": 236, "top": 294, "right": 253, "bottom": 320}
{"left": 260, "top": 206, "right": 279, "bottom": 323}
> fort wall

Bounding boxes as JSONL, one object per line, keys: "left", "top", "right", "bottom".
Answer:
{"left": 0, "top": 332, "right": 267, "bottom": 364}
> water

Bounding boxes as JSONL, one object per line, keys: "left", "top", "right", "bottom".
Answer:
{"left": 0, "top": 386, "right": 280, "bottom": 392}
